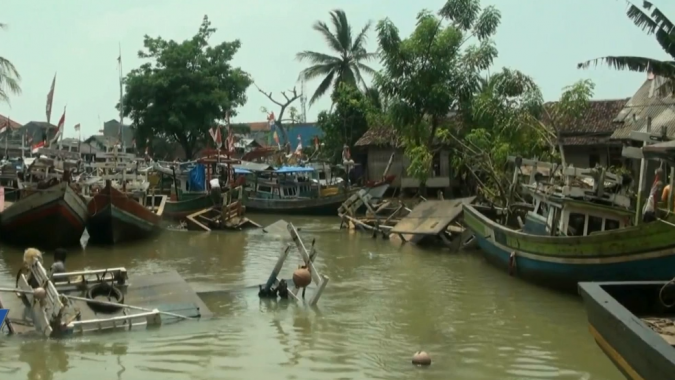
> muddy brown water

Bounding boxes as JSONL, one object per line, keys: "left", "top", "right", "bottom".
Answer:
{"left": 0, "top": 215, "right": 622, "bottom": 380}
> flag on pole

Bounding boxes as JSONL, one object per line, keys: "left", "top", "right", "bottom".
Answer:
{"left": 73, "top": 124, "right": 81, "bottom": 131}
{"left": 31, "top": 141, "right": 45, "bottom": 153}
{"left": 209, "top": 126, "right": 222, "bottom": 148}
{"left": 295, "top": 134, "right": 303, "bottom": 155}
{"left": 267, "top": 112, "right": 275, "bottom": 126}
{"left": 46, "top": 73, "right": 56, "bottom": 124}
{"left": 50, "top": 106, "right": 66, "bottom": 146}
{"left": 273, "top": 130, "right": 280, "bottom": 149}
{"left": 0, "top": 118, "right": 8, "bottom": 135}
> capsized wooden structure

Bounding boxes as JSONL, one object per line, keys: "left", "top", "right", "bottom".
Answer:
{"left": 184, "top": 185, "right": 261, "bottom": 231}
{"left": 4, "top": 257, "right": 209, "bottom": 337}
{"left": 258, "top": 221, "right": 329, "bottom": 307}
{"left": 338, "top": 188, "right": 410, "bottom": 238}
{"left": 390, "top": 197, "right": 476, "bottom": 248}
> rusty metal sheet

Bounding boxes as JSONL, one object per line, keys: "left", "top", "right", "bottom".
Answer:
{"left": 391, "top": 197, "right": 475, "bottom": 236}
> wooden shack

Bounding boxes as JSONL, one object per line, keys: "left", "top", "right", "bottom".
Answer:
{"left": 353, "top": 126, "right": 452, "bottom": 190}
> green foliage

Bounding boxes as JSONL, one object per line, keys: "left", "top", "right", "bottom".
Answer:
{"left": 455, "top": 72, "right": 595, "bottom": 204}
{"left": 0, "top": 23, "right": 21, "bottom": 104}
{"left": 122, "top": 16, "right": 252, "bottom": 159}
{"left": 316, "top": 83, "right": 374, "bottom": 163}
{"left": 578, "top": 2, "right": 675, "bottom": 94}
{"left": 297, "top": 9, "right": 378, "bottom": 106}
{"left": 375, "top": 0, "right": 501, "bottom": 185}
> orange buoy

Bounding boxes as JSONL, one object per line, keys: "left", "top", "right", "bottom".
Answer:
{"left": 412, "top": 351, "right": 431, "bottom": 366}
{"left": 292, "top": 267, "right": 312, "bottom": 288}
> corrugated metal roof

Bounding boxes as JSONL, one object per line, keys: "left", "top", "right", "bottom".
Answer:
{"left": 610, "top": 76, "right": 675, "bottom": 140}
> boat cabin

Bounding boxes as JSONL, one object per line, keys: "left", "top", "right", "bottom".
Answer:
{"left": 250, "top": 166, "right": 322, "bottom": 199}
{"left": 525, "top": 197, "right": 633, "bottom": 237}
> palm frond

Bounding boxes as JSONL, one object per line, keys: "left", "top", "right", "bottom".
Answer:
{"left": 352, "top": 51, "right": 379, "bottom": 62}
{"left": 312, "top": 21, "right": 344, "bottom": 53}
{"left": 351, "top": 21, "right": 373, "bottom": 54}
{"left": 329, "top": 10, "right": 352, "bottom": 53}
{"left": 578, "top": 55, "right": 675, "bottom": 77}
{"left": 298, "top": 63, "right": 338, "bottom": 82}
{"left": 309, "top": 70, "right": 336, "bottom": 106}
{"left": 356, "top": 62, "right": 377, "bottom": 76}
{"left": 627, "top": 3, "right": 658, "bottom": 33}
{"left": 295, "top": 51, "right": 341, "bottom": 65}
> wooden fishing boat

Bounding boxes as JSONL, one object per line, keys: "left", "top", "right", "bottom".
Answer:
{"left": 579, "top": 281, "right": 675, "bottom": 380}
{"left": 1, "top": 181, "right": 88, "bottom": 249}
{"left": 245, "top": 192, "right": 351, "bottom": 215}
{"left": 86, "top": 180, "right": 166, "bottom": 244}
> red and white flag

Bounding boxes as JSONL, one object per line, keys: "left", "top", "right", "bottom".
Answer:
{"left": 50, "top": 106, "right": 66, "bottom": 145}
{"left": 295, "top": 134, "right": 303, "bottom": 155}
{"left": 46, "top": 73, "right": 56, "bottom": 124}
{"left": 31, "top": 141, "right": 45, "bottom": 154}
{"left": 267, "top": 112, "right": 275, "bottom": 126}
{"left": 209, "top": 126, "right": 222, "bottom": 148}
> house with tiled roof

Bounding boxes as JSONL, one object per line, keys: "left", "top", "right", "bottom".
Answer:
{"left": 354, "top": 121, "right": 455, "bottom": 190}
{"left": 543, "top": 98, "right": 629, "bottom": 169}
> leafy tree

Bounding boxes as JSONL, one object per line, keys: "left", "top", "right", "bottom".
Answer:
{"left": 122, "top": 16, "right": 252, "bottom": 159}
{"left": 578, "top": 1, "right": 675, "bottom": 94}
{"left": 455, "top": 71, "right": 594, "bottom": 205}
{"left": 0, "top": 23, "right": 21, "bottom": 104}
{"left": 297, "top": 9, "right": 377, "bottom": 106}
{"left": 375, "top": 0, "right": 500, "bottom": 186}
{"left": 316, "top": 83, "right": 374, "bottom": 162}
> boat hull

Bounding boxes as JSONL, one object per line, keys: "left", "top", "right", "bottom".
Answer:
{"left": 1, "top": 182, "right": 88, "bottom": 249}
{"left": 579, "top": 281, "right": 675, "bottom": 380}
{"left": 86, "top": 183, "right": 163, "bottom": 245}
{"left": 245, "top": 193, "right": 350, "bottom": 216}
{"left": 164, "top": 193, "right": 216, "bottom": 219}
{"left": 463, "top": 204, "right": 675, "bottom": 292}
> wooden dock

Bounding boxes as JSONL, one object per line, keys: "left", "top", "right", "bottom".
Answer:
{"left": 390, "top": 197, "right": 475, "bottom": 246}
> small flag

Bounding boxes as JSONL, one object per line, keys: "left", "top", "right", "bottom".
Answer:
{"left": 273, "top": 130, "right": 280, "bottom": 149}
{"left": 98, "top": 129, "right": 104, "bottom": 134}
{"left": 32, "top": 141, "right": 45, "bottom": 153}
{"left": 73, "top": 123, "right": 81, "bottom": 131}
{"left": 46, "top": 73, "right": 56, "bottom": 124}
{"left": 0, "top": 118, "right": 8, "bottom": 134}
{"left": 267, "top": 112, "right": 275, "bottom": 127}
{"left": 295, "top": 134, "right": 303, "bottom": 155}
{"left": 49, "top": 107, "right": 66, "bottom": 146}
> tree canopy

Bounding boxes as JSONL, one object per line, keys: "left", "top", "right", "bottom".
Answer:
{"left": 578, "top": 1, "right": 675, "bottom": 94}
{"left": 0, "top": 23, "right": 21, "bottom": 104}
{"left": 122, "top": 16, "right": 252, "bottom": 158}
{"left": 374, "top": 0, "right": 500, "bottom": 185}
{"left": 316, "top": 83, "right": 374, "bottom": 163}
{"left": 297, "top": 9, "right": 377, "bottom": 106}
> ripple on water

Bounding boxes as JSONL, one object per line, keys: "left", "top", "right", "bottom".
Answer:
{"left": 0, "top": 225, "right": 623, "bottom": 380}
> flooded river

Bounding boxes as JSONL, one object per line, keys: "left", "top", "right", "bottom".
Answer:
{"left": 0, "top": 215, "right": 622, "bottom": 380}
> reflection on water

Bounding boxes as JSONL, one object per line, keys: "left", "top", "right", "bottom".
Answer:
{"left": 0, "top": 216, "right": 622, "bottom": 380}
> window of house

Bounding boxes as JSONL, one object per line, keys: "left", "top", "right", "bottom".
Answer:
{"left": 567, "top": 213, "right": 586, "bottom": 236}
{"left": 258, "top": 186, "right": 272, "bottom": 193}
{"left": 432, "top": 153, "right": 441, "bottom": 177}
{"left": 589, "top": 154, "right": 600, "bottom": 168}
{"left": 587, "top": 215, "right": 603, "bottom": 235}
{"left": 604, "top": 218, "right": 620, "bottom": 231}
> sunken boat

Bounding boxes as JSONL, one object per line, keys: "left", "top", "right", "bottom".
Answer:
{"left": 86, "top": 180, "right": 166, "bottom": 244}
{"left": 579, "top": 281, "right": 675, "bottom": 380}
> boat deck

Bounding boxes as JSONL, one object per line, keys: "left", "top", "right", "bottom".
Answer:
{"left": 2, "top": 270, "right": 212, "bottom": 336}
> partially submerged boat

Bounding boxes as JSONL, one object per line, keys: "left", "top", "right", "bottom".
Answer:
{"left": 3, "top": 260, "right": 210, "bottom": 337}
{"left": 462, "top": 157, "right": 675, "bottom": 292}
{"left": 579, "top": 281, "right": 675, "bottom": 380}
{"left": 86, "top": 180, "right": 166, "bottom": 244}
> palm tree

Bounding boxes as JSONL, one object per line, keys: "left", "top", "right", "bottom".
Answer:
{"left": 0, "top": 23, "right": 21, "bottom": 104}
{"left": 296, "top": 10, "right": 377, "bottom": 106}
{"left": 578, "top": 2, "right": 675, "bottom": 93}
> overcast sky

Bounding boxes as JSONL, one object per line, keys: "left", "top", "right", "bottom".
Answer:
{"left": 0, "top": 0, "right": 672, "bottom": 138}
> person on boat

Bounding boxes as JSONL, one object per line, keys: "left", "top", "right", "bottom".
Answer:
{"left": 50, "top": 248, "right": 67, "bottom": 280}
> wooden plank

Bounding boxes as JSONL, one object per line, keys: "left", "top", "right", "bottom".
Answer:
{"left": 391, "top": 197, "right": 475, "bottom": 236}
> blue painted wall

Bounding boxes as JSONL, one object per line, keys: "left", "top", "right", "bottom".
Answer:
{"left": 270, "top": 124, "right": 324, "bottom": 150}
